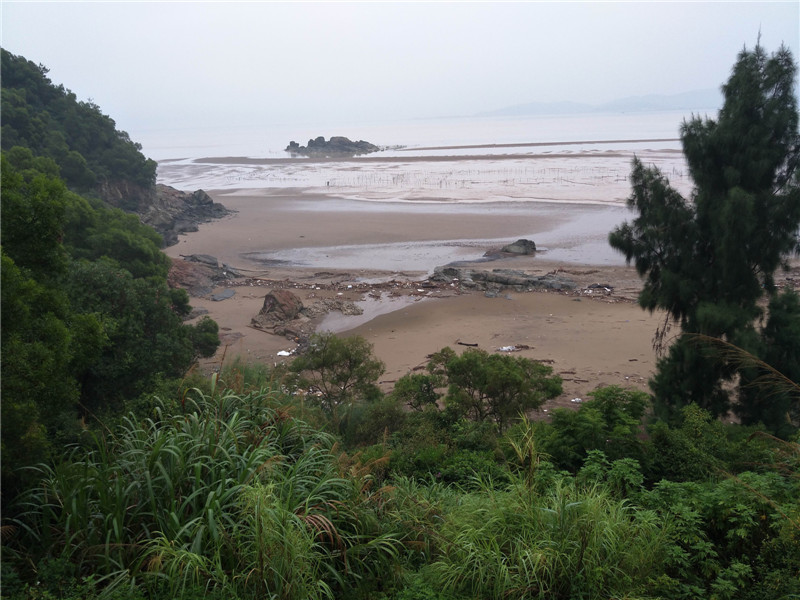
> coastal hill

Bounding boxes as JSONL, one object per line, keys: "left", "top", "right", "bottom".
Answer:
{"left": 0, "top": 48, "right": 228, "bottom": 246}
{"left": 286, "top": 135, "right": 380, "bottom": 157}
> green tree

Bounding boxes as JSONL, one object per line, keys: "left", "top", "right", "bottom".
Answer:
{"left": 540, "top": 386, "right": 649, "bottom": 472}
{"left": 391, "top": 372, "right": 443, "bottom": 411}
{"left": 0, "top": 252, "right": 77, "bottom": 497}
{"left": 609, "top": 43, "right": 800, "bottom": 424}
{"left": 61, "top": 191, "right": 169, "bottom": 279}
{"left": 289, "top": 333, "right": 385, "bottom": 430}
{"left": 1, "top": 49, "right": 157, "bottom": 195}
{"left": 738, "top": 289, "right": 800, "bottom": 435}
{"left": 64, "top": 258, "right": 216, "bottom": 412}
{"left": 431, "top": 347, "right": 562, "bottom": 431}
{"left": 1, "top": 155, "right": 219, "bottom": 502}
{"left": 0, "top": 153, "right": 68, "bottom": 279}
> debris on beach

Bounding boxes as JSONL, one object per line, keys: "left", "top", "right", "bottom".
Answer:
{"left": 497, "top": 344, "right": 531, "bottom": 353}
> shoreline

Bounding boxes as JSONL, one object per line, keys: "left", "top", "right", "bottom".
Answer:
{"left": 402, "top": 137, "right": 680, "bottom": 152}
{"left": 187, "top": 148, "right": 673, "bottom": 165}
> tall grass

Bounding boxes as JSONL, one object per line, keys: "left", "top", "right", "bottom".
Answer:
{"left": 429, "top": 476, "right": 668, "bottom": 600}
{"left": 8, "top": 385, "right": 403, "bottom": 599}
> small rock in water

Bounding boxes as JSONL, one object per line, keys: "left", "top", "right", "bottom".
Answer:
{"left": 211, "top": 289, "right": 235, "bottom": 301}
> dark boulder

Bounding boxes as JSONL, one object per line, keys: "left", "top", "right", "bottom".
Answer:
{"left": 501, "top": 239, "right": 537, "bottom": 255}
{"left": 251, "top": 290, "right": 305, "bottom": 329}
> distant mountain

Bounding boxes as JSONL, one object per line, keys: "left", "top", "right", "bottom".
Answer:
{"left": 597, "top": 89, "right": 723, "bottom": 113}
{"left": 475, "top": 89, "right": 722, "bottom": 118}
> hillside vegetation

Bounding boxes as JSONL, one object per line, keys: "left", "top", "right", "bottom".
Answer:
{"left": 0, "top": 50, "right": 221, "bottom": 502}
{"left": 1, "top": 49, "right": 156, "bottom": 203}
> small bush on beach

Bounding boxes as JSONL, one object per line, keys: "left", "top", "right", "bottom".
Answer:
{"left": 289, "top": 333, "right": 385, "bottom": 431}
{"left": 426, "top": 346, "right": 563, "bottom": 431}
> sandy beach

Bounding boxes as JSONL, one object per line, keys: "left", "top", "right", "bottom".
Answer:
{"left": 164, "top": 147, "right": 687, "bottom": 412}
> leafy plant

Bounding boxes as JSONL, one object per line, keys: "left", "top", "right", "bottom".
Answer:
{"left": 289, "top": 333, "right": 385, "bottom": 430}
{"left": 431, "top": 478, "right": 668, "bottom": 599}
{"left": 428, "top": 347, "right": 562, "bottom": 431}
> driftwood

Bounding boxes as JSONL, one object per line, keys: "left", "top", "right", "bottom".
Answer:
{"left": 457, "top": 341, "right": 479, "bottom": 347}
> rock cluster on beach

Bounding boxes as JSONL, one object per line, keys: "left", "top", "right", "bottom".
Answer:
{"left": 167, "top": 254, "right": 243, "bottom": 299}
{"left": 141, "top": 185, "right": 231, "bottom": 247}
{"left": 431, "top": 266, "right": 577, "bottom": 293}
{"left": 251, "top": 289, "right": 363, "bottom": 342}
{"left": 285, "top": 136, "right": 380, "bottom": 158}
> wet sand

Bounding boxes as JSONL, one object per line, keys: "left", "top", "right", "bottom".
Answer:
{"left": 166, "top": 188, "right": 635, "bottom": 273}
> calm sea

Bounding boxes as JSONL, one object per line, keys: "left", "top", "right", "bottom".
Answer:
{"left": 147, "top": 109, "right": 709, "bottom": 198}
{"left": 138, "top": 109, "right": 706, "bottom": 162}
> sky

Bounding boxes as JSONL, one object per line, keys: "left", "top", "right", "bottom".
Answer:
{"left": 2, "top": 1, "right": 799, "bottom": 140}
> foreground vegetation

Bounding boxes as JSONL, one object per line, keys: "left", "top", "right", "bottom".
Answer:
{"left": 2, "top": 369, "right": 798, "bottom": 600}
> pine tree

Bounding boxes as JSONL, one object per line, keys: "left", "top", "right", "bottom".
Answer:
{"left": 609, "top": 43, "right": 800, "bottom": 427}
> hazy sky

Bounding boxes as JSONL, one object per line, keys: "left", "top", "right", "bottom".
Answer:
{"left": 2, "top": 1, "right": 798, "bottom": 138}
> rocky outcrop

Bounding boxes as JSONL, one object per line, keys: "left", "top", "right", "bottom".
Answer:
{"left": 140, "top": 186, "right": 231, "bottom": 247}
{"left": 285, "top": 136, "right": 380, "bottom": 158}
{"left": 501, "top": 239, "right": 537, "bottom": 254}
{"left": 250, "top": 289, "right": 364, "bottom": 342}
{"left": 168, "top": 254, "right": 243, "bottom": 298}
{"left": 431, "top": 266, "right": 576, "bottom": 292}
{"left": 251, "top": 290, "right": 305, "bottom": 330}
{"left": 97, "top": 179, "right": 155, "bottom": 213}
{"left": 98, "top": 180, "right": 231, "bottom": 247}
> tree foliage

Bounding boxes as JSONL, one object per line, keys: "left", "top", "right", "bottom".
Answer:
{"left": 0, "top": 156, "right": 219, "bottom": 499}
{"left": 537, "top": 386, "right": 649, "bottom": 472}
{"left": 609, "top": 43, "right": 800, "bottom": 427}
{"left": 1, "top": 49, "right": 156, "bottom": 193}
{"left": 289, "top": 333, "right": 385, "bottom": 429}
{"left": 391, "top": 372, "right": 444, "bottom": 412}
{"left": 429, "top": 347, "right": 562, "bottom": 431}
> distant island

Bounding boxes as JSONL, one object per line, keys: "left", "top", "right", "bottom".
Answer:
{"left": 285, "top": 136, "right": 380, "bottom": 158}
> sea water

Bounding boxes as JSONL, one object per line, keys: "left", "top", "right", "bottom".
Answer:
{"left": 149, "top": 110, "right": 701, "bottom": 201}
{"left": 137, "top": 109, "right": 705, "bottom": 162}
